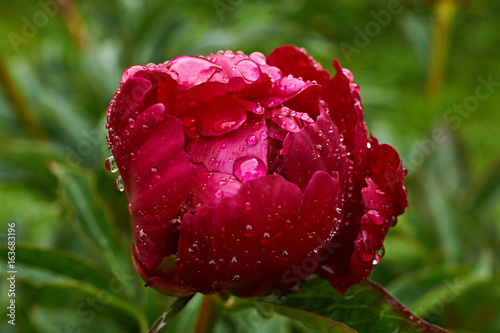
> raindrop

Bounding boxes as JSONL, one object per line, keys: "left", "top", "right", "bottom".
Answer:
{"left": 128, "top": 118, "right": 135, "bottom": 128}
{"left": 114, "top": 175, "right": 124, "bottom": 192}
{"left": 215, "top": 189, "right": 224, "bottom": 198}
{"left": 244, "top": 224, "right": 254, "bottom": 237}
{"left": 233, "top": 156, "right": 267, "bottom": 182}
{"left": 224, "top": 50, "right": 235, "bottom": 58}
{"left": 183, "top": 117, "right": 196, "bottom": 127}
{"left": 138, "top": 229, "right": 148, "bottom": 245}
{"left": 150, "top": 167, "right": 160, "bottom": 179}
{"left": 249, "top": 51, "right": 267, "bottom": 65}
{"left": 244, "top": 202, "right": 252, "bottom": 210}
{"left": 246, "top": 135, "right": 258, "bottom": 146}
{"left": 105, "top": 156, "right": 118, "bottom": 173}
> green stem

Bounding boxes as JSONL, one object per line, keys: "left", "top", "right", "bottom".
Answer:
{"left": 0, "top": 55, "right": 47, "bottom": 141}
{"left": 194, "top": 294, "right": 220, "bottom": 333}
{"left": 426, "top": 0, "right": 458, "bottom": 97}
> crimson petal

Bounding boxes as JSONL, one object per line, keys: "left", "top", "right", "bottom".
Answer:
{"left": 118, "top": 114, "right": 197, "bottom": 270}
{"left": 282, "top": 111, "right": 352, "bottom": 192}
{"left": 176, "top": 171, "right": 342, "bottom": 297}
{"left": 186, "top": 116, "right": 268, "bottom": 174}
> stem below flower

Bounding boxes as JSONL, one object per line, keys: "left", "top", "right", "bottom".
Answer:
{"left": 194, "top": 294, "right": 220, "bottom": 333}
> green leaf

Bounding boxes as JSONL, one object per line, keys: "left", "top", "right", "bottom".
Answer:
{"left": 0, "top": 244, "right": 149, "bottom": 332}
{"left": 268, "top": 277, "right": 451, "bottom": 333}
{"left": 147, "top": 295, "right": 195, "bottom": 333}
{"left": 0, "top": 244, "right": 111, "bottom": 290}
{"left": 51, "top": 163, "right": 132, "bottom": 291}
{"left": 270, "top": 304, "right": 356, "bottom": 333}
{"left": 472, "top": 160, "right": 500, "bottom": 210}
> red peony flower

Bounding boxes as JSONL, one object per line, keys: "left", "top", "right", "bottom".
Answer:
{"left": 106, "top": 46, "right": 408, "bottom": 298}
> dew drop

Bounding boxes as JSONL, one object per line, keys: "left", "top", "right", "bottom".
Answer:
{"left": 183, "top": 117, "right": 196, "bottom": 127}
{"left": 236, "top": 59, "right": 262, "bottom": 82}
{"left": 224, "top": 50, "right": 234, "bottom": 58}
{"left": 249, "top": 51, "right": 267, "bottom": 65}
{"left": 215, "top": 189, "right": 224, "bottom": 198}
{"left": 244, "top": 224, "right": 254, "bottom": 237}
{"left": 233, "top": 156, "right": 267, "bottom": 182}
{"left": 128, "top": 118, "right": 135, "bottom": 128}
{"left": 213, "top": 119, "right": 236, "bottom": 133}
{"left": 244, "top": 202, "right": 252, "bottom": 210}
{"left": 246, "top": 135, "right": 258, "bottom": 146}
{"left": 114, "top": 175, "right": 124, "bottom": 192}
{"left": 127, "top": 203, "right": 133, "bottom": 215}
{"left": 261, "top": 232, "right": 271, "bottom": 244}
{"left": 105, "top": 156, "right": 118, "bottom": 173}
{"left": 138, "top": 229, "right": 148, "bottom": 245}
{"left": 150, "top": 167, "right": 160, "bottom": 179}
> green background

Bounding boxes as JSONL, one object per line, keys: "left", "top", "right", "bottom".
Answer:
{"left": 0, "top": 0, "right": 499, "bottom": 332}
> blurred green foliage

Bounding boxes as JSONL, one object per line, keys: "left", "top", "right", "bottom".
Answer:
{"left": 0, "top": 0, "right": 499, "bottom": 332}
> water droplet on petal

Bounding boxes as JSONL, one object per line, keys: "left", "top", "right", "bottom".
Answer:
{"left": 114, "top": 175, "right": 124, "bottom": 192}
{"left": 105, "top": 156, "right": 118, "bottom": 173}
{"left": 249, "top": 51, "right": 267, "bottom": 65}
{"left": 233, "top": 275, "right": 241, "bottom": 282}
{"left": 128, "top": 118, "right": 135, "bottom": 128}
{"left": 138, "top": 229, "right": 149, "bottom": 245}
{"left": 261, "top": 232, "right": 271, "bottom": 244}
{"left": 150, "top": 167, "right": 160, "bottom": 179}
{"left": 236, "top": 59, "right": 262, "bottom": 82}
{"left": 224, "top": 50, "right": 235, "bottom": 58}
{"left": 244, "top": 202, "right": 252, "bottom": 210}
{"left": 233, "top": 156, "right": 267, "bottom": 182}
{"left": 246, "top": 135, "right": 258, "bottom": 146}
{"left": 215, "top": 189, "right": 224, "bottom": 198}
{"left": 220, "top": 143, "right": 227, "bottom": 149}
{"left": 183, "top": 117, "right": 196, "bottom": 127}
{"left": 127, "top": 203, "right": 133, "bottom": 215}
{"left": 244, "top": 224, "right": 254, "bottom": 237}
{"left": 213, "top": 119, "right": 236, "bottom": 133}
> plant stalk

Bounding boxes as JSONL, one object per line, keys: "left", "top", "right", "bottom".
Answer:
{"left": 194, "top": 294, "right": 220, "bottom": 333}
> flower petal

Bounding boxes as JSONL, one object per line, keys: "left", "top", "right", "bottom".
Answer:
{"left": 114, "top": 113, "right": 197, "bottom": 270}
{"left": 132, "top": 245, "right": 194, "bottom": 297}
{"left": 317, "top": 140, "right": 408, "bottom": 293}
{"left": 282, "top": 111, "right": 352, "bottom": 192}
{"left": 176, "top": 171, "right": 342, "bottom": 297}
{"left": 186, "top": 116, "right": 268, "bottom": 174}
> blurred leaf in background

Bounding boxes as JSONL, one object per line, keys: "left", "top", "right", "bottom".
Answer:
{"left": 0, "top": 0, "right": 499, "bottom": 332}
